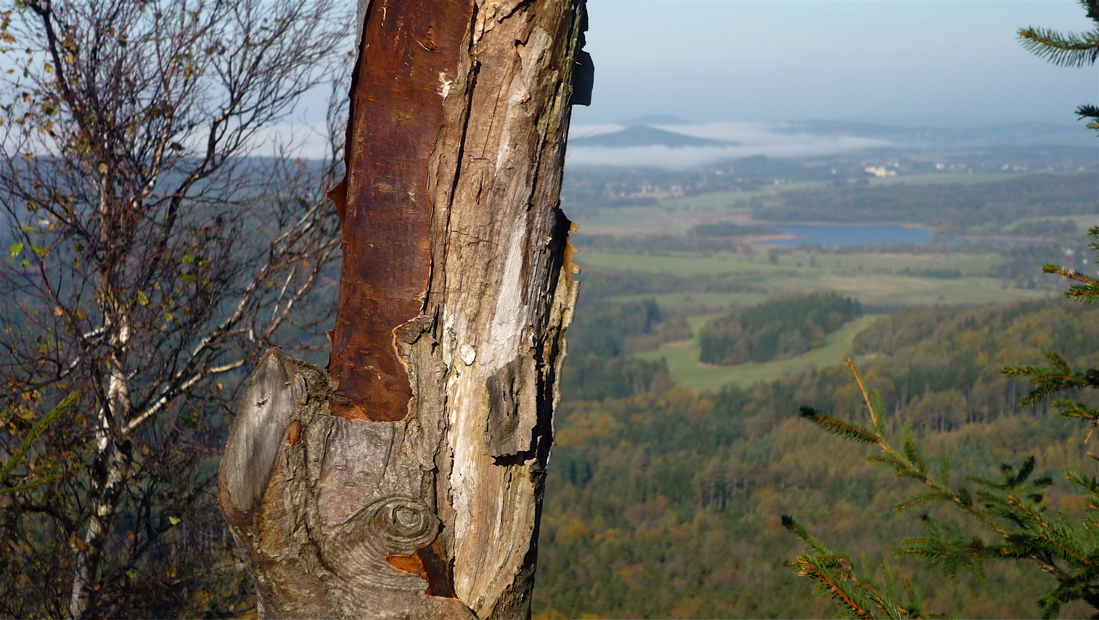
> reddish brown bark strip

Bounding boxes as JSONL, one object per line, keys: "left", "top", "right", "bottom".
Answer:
{"left": 327, "top": 0, "right": 475, "bottom": 422}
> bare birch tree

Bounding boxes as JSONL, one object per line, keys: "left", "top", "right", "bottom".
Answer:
{"left": 219, "top": 0, "right": 592, "bottom": 617}
{"left": 0, "top": 1, "right": 351, "bottom": 617}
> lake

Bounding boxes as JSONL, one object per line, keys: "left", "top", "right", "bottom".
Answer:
{"left": 766, "top": 224, "right": 935, "bottom": 248}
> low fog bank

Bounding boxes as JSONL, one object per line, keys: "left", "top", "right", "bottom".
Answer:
{"left": 566, "top": 122, "right": 892, "bottom": 169}
{"left": 224, "top": 119, "right": 1091, "bottom": 169}
{"left": 565, "top": 120, "right": 1091, "bottom": 169}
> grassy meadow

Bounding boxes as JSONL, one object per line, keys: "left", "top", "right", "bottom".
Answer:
{"left": 570, "top": 169, "right": 1032, "bottom": 237}
{"left": 635, "top": 314, "right": 881, "bottom": 391}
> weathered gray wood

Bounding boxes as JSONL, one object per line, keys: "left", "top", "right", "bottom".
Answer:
{"left": 220, "top": 350, "right": 476, "bottom": 619}
{"left": 219, "top": 351, "right": 302, "bottom": 521}
{"left": 219, "top": 0, "right": 588, "bottom": 617}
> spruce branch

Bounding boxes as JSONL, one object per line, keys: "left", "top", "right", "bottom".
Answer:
{"left": 1018, "top": 26, "right": 1099, "bottom": 67}
{"left": 1004, "top": 352, "right": 1088, "bottom": 407}
{"left": 1077, "top": 104, "right": 1099, "bottom": 130}
{"left": 900, "top": 579, "right": 927, "bottom": 620}
{"left": 897, "top": 516, "right": 994, "bottom": 579}
{"left": 903, "top": 437, "right": 927, "bottom": 478}
{"left": 790, "top": 554, "right": 873, "bottom": 620}
{"left": 0, "top": 471, "right": 62, "bottom": 497}
{"left": 792, "top": 361, "right": 1099, "bottom": 614}
{"left": 1079, "top": 104, "right": 1099, "bottom": 118}
{"left": 0, "top": 391, "right": 79, "bottom": 489}
{"left": 799, "top": 406, "right": 877, "bottom": 444}
{"left": 782, "top": 515, "right": 831, "bottom": 555}
{"left": 787, "top": 520, "right": 941, "bottom": 619}
{"left": 1064, "top": 470, "right": 1099, "bottom": 496}
{"left": 1042, "top": 263, "right": 1099, "bottom": 303}
{"left": 1020, "top": 1, "right": 1099, "bottom": 144}
{"left": 1065, "top": 283, "right": 1099, "bottom": 303}
{"left": 1081, "top": 0, "right": 1099, "bottom": 23}
{"left": 846, "top": 358, "right": 882, "bottom": 434}
{"left": 867, "top": 453, "right": 913, "bottom": 474}
{"left": 894, "top": 491, "right": 957, "bottom": 513}
{"left": 1056, "top": 400, "right": 1099, "bottom": 424}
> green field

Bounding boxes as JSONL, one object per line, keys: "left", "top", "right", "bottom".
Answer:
{"left": 569, "top": 171, "right": 1029, "bottom": 237}
{"left": 578, "top": 249, "right": 1006, "bottom": 278}
{"left": 578, "top": 249, "right": 1049, "bottom": 313}
{"left": 636, "top": 315, "right": 881, "bottom": 391}
{"left": 866, "top": 171, "right": 1020, "bottom": 187}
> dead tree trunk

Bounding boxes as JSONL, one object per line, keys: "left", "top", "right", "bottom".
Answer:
{"left": 218, "top": 1, "right": 591, "bottom": 618}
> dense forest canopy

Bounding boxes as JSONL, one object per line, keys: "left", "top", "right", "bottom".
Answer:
{"left": 699, "top": 293, "right": 863, "bottom": 365}
{"left": 534, "top": 299, "right": 1099, "bottom": 618}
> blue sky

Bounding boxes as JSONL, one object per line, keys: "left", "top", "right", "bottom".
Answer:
{"left": 574, "top": 0, "right": 1099, "bottom": 126}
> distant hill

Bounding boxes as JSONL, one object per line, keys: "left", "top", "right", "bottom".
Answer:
{"left": 620, "top": 114, "right": 690, "bottom": 126}
{"left": 569, "top": 125, "right": 738, "bottom": 148}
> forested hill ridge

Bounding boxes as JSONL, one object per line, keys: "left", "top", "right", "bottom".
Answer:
{"left": 699, "top": 293, "right": 863, "bottom": 365}
{"left": 533, "top": 298, "right": 1099, "bottom": 619}
{"left": 749, "top": 172, "right": 1097, "bottom": 234}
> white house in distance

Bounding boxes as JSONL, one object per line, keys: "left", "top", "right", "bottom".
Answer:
{"left": 864, "top": 165, "right": 897, "bottom": 177}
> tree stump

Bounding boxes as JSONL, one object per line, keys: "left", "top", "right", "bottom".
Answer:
{"left": 218, "top": 0, "right": 591, "bottom": 617}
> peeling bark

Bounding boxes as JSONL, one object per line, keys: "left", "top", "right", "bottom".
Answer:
{"left": 220, "top": 0, "right": 588, "bottom": 618}
{"left": 70, "top": 311, "right": 135, "bottom": 619}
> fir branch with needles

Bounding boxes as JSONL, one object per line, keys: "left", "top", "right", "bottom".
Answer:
{"left": 1019, "top": 1, "right": 1099, "bottom": 131}
{"left": 786, "top": 360, "right": 1099, "bottom": 618}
